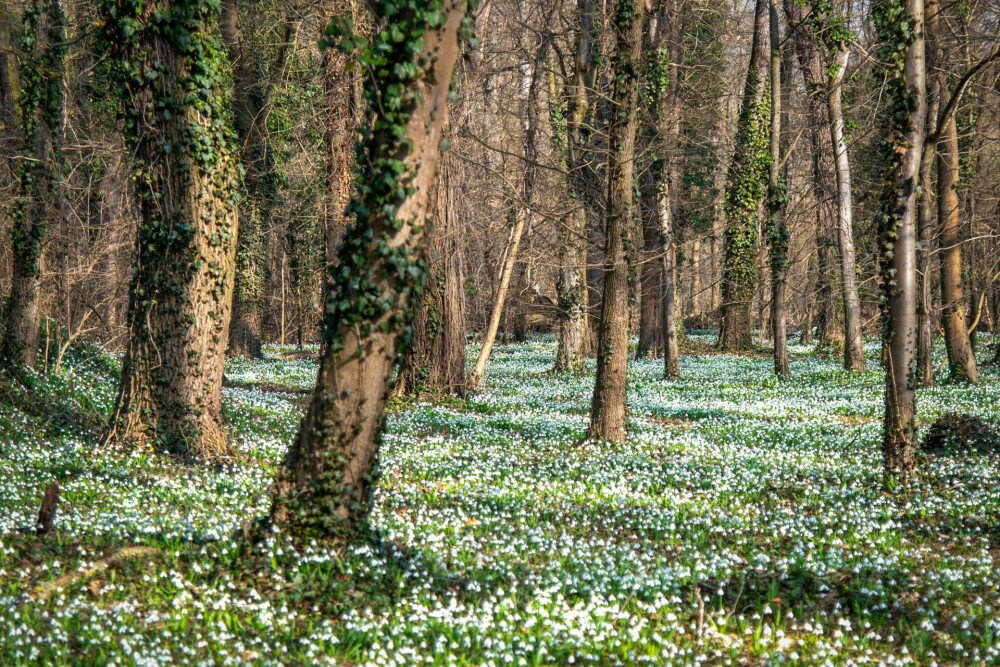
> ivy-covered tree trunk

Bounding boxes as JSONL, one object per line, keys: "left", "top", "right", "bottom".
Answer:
{"left": 100, "top": 0, "right": 240, "bottom": 458}
{"left": 875, "top": 0, "right": 926, "bottom": 484}
{"left": 937, "top": 110, "right": 978, "bottom": 383}
{"left": 1, "top": 0, "right": 66, "bottom": 369}
{"left": 718, "top": 0, "right": 769, "bottom": 352}
{"left": 767, "top": 0, "right": 789, "bottom": 379}
{"left": 588, "top": 0, "right": 645, "bottom": 443}
{"left": 270, "top": 0, "right": 466, "bottom": 537}
{"left": 394, "top": 159, "right": 467, "bottom": 398}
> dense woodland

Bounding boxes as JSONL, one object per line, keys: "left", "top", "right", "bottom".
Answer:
{"left": 1, "top": 0, "right": 1000, "bottom": 663}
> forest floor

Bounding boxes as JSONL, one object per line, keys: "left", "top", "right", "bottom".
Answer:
{"left": 1, "top": 334, "right": 999, "bottom": 665}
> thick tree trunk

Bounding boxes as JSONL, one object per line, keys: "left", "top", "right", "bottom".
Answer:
{"left": 718, "top": 0, "right": 769, "bottom": 352}
{"left": 395, "top": 160, "right": 467, "bottom": 397}
{"left": 660, "top": 200, "right": 680, "bottom": 380}
{"left": 270, "top": 0, "right": 465, "bottom": 537}
{"left": 588, "top": 0, "right": 645, "bottom": 442}
{"left": 937, "top": 111, "right": 978, "bottom": 383}
{"left": 876, "top": 0, "right": 925, "bottom": 484}
{"left": 827, "top": 49, "right": 866, "bottom": 371}
{"left": 101, "top": 0, "right": 240, "bottom": 458}
{"left": 1, "top": 0, "right": 65, "bottom": 369}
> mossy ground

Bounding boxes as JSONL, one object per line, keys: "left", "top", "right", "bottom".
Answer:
{"left": 1, "top": 335, "right": 999, "bottom": 665}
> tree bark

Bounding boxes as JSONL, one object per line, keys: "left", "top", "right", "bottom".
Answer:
{"left": 394, "top": 159, "right": 467, "bottom": 397}
{"left": 100, "top": 0, "right": 241, "bottom": 458}
{"left": 827, "top": 48, "right": 866, "bottom": 371}
{"left": 270, "top": 0, "right": 466, "bottom": 537}
{"left": 876, "top": 0, "right": 925, "bottom": 484}
{"left": 767, "top": 0, "right": 789, "bottom": 379}
{"left": 588, "top": 0, "right": 645, "bottom": 442}
{"left": 936, "top": 110, "right": 978, "bottom": 383}
{"left": 1, "top": 0, "right": 66, "bottom": 370}
{"left": 718, "top": 0, "right": 770, "bottom": 352}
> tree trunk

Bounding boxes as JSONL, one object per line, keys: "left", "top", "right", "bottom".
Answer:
{"left": 767, "top": 0, "right": 789, "bottom": 379}
{"left": 937, "top": 110, "right": 978, "bottom": 383}
{"left": 718, "top": 0, "right": 769, "bottom": 352}
{"left": 827, "top": 49, "right": 866, "bottom": 371}
{"left": 1, "top": 0, "right": 66, "bottom": 369}
{"left": 394, "top": 159, "right": 467, "bottom": 398}
{"left": 588, "top": 0, "right": 645, "bottom": 442}
{"left": 468, "top": 36, "right": 549, "bottom": 390}
{"left": 270, "top": 0, "right": 465, "bottom": 537}
{"left": 555, "top": 203, "right": 588, "bottom": 372}
{"left": 100, "top": 0, "right": 240, "bottom": 458}
{"left": 876, "top": 0, "right": 925, "bottom": 484}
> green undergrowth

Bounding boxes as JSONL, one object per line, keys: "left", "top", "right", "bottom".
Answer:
{"left": 1, "top": 334, "right": 999, "bottom": 665}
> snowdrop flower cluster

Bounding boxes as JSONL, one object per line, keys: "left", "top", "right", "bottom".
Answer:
{"left": 0, "top": 336, "right": 998, "bottom": 664}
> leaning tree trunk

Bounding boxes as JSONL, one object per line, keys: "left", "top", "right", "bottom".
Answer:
{"left": 1, "top": 0, "right": 66, "bottom": 370}
{"left": 394, "top": 158, "right": 467, "bottom": 398}
{"left": 937, "top": 110, "right": 978, "bottom": 383}
{"left": 270, "top": 0, "right": 466, "bottom": 538}
{"left": 875, "top": 0, "right": 926, "bottom": 484}
{"left": 468, "top": 35, "right": 549, "bottom": 390}
{"left": 766, "top": 0, "right": 789, "bottom": 379}
{"left": 587, "top": 0, "right": 645, "bottom": 443}
{"left": 99, "top": 0, "right": 240, "bottom": 458}
{"left": 718, "top": 0, "right": 770, "bottom": 352}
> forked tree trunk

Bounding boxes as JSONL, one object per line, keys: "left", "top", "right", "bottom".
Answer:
{"left": 588, "top": 0, "right": 645, "bottom": 443}
{"left": 270, "top": 0, "right": 466, "bottom": 537}
{"left": 876, "top": 0, "right": 925, "bottom": 484}
{"left": 100, "top": 0, "right": 240, "bottom": 459}
{"left": 937, "top": 111, "right": 978, "bottom": 383}
{"left": 718, "top": 0, "right": 769, "bottom": 352}
{"left": 1, "top": 0, "right": 65, "bottom": 370}
{"left": 394, "top": 159, "right": 467, "bottom": 398}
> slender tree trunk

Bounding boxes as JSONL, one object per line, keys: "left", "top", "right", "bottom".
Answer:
{"left": 827, "top": 49, "right": 866, "bottom": 371}
{"left": 937, "top": 110, "right": 978, "bottom": 383}
{"left": 767, "top": 0, "right": 789, "bottom": 379}
{"left": 719, "top": 0, "right": 769, "bottom": 352}
{"left": 100, "top": 0, "right": 240, "bottom": 458}
{"left": 636, "top": 213, "right": 663, "bottom": 359}
{"left": 2, "top": 0, "right": 66, "bottom": 369}
{"left": 588, "top": 0, "right": 645, "bottom": 442}
{"left": 270, "top": 0, "right": 466, "bottom": 537}
{"left": 876, "top": 0, "right": 926, "bottom": 484}
{"left": 660, "top": 196, "right": 680, "bottom": 379}
{"left": 468, "top": 37, "right": 549, "bottom": 390}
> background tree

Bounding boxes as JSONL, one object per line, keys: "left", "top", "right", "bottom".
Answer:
{"left": 588, "top": 0, "right": 645, "bottom": 443}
